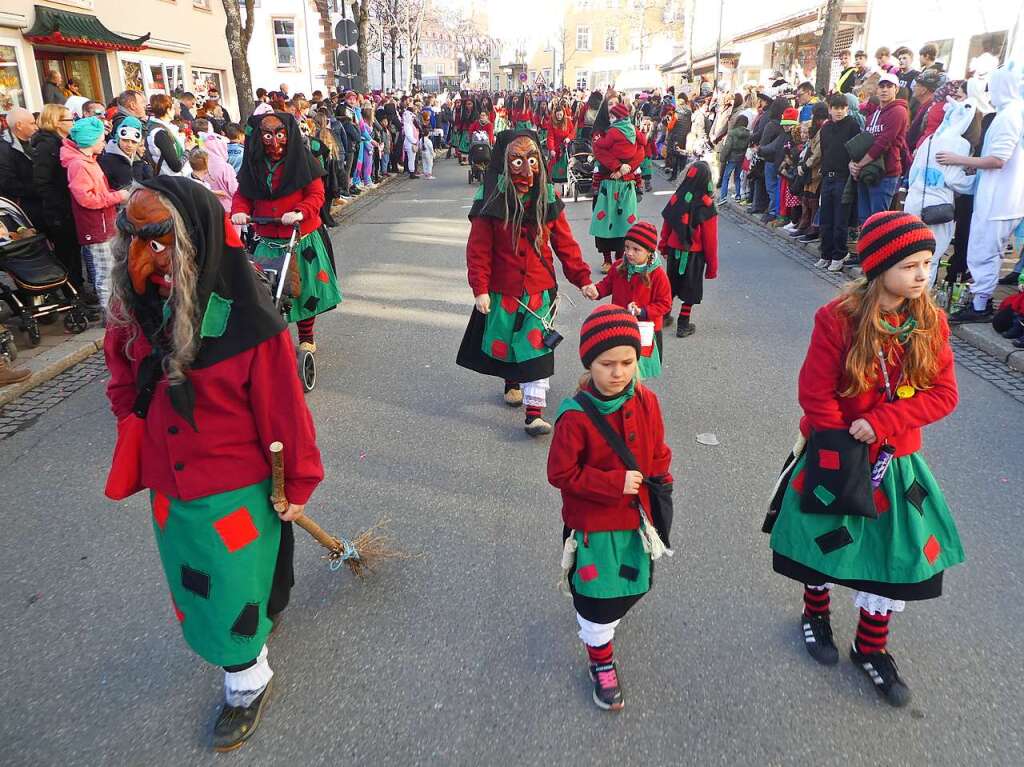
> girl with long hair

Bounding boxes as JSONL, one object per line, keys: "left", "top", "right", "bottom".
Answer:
{"left": 765, "top": 211, "right": 963, "bottom": 708}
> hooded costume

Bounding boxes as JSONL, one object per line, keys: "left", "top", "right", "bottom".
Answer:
{"left": 455, "top": 98, "right": 480, "bottom": 157}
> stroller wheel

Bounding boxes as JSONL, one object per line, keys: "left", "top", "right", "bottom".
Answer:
{"left": 64, "top": 308, "right": 89, "bottom": 334}
{"left": 24, "top": 319, "right": 41, "bottom": 347}
{"left": 468, "top": 169, "right": 473, "bottom": 184}
{"left": 298, "top": 349, "right": 316, "bottom": 393}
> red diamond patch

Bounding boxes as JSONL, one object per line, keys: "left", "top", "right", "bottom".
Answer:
{"left": 527, "top": 328, "right": 544, "bottom": 349}
{"left": 171, "top": 595, "right": 184, "bottom": 623}
{"left": 818, "top": 449, "right": 840, "bottom": 470}
{"left": 627, "top": 214, "right": 637, "bottom": 224}
{"left": 596, "top": 210, "right": 607, "bottom": 220}
{"left": 316, "top": 269, "right": 329, "bottom": 283}
{"left": 923, "top": 535, "right": 941, "bottom": 565}
{"left": 501, "top": 294, "right": 520, "bottom": 313}
{"left": 213, "top": 507, "right": 260, "bottom": 553}
{"left": 153, "top": 492, "right": 170, "bottom": 531}
{"left": 490, "top": 339, "right": 509, "bottom": 359}
{"left": 873, "top": 487, "right": 890, "bottom": 515}
{"left": 791, "top": 469, "right": 806, "bottom": 494}
{"left": 527, "top": 292, "right": 543, "bottom": 311}
{"left": 577, "top": 564, "right": 598, "bottom": 582}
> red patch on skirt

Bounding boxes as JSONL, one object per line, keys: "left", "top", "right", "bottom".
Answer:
{"left": 577, "top": 564, "right": 598, "bottom": 582}
{"left": 152, "top": 492, "right": 170, "bottom": 531}
{"left": 527, "top": 292, "right": 543, "bottom": 311}
{"left": 682, "top": 213, "right": 690, "bottom": 224}
{"left": 171, "top": 595, "right": 184, "bottom": 623}
{"left": 490, "top": 339, "right": 509, "bottom": 359}
{"left": 923, "top": 535, "right": 941, "bottom": 565}
{"left": 818, "top": 449, "right": 840, "bottom": 471}
{"left": 316, "top": 269, "right": 329, "bottom": 283}
{"left": 873, "top": 487, "right": 890, "bottom": 515}
{"left": 686, "top": 166, "right": 697, "bottom": 178}
{"left": 527, "top": 328, "right": 545, "bottom": 349}
{"left": 213, "top": 507, "right": 260, "bottom": 553}
{"left": 596, "top": 210, "right": 607, "bottom": 220}
{"left": 669, "top": 194, "right": 678, "bottom": 205}
{"left": 501, "top": 294, "right": 520, "bottom": 313}
{"left": 791, "top": 469, "right": 806, "bottom": 494}
{"left": 627, "top": 214, "right": 637, "bottom": 224}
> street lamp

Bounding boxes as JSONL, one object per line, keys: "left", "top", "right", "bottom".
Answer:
{"left": 398, "top": 44, "right": 405, "bottom": 89}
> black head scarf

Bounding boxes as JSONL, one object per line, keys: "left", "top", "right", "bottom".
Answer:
{"left": 661, "top": 160, "right": 718, "bottom": 249}
{"left": 236, "top": 111, "right": 325, "bottom": 201}
{"left": 125, "top": 177, "right": 286, "bottom": 427}
{"left": 468, "top": 129, "right": 564, "bottom": 224}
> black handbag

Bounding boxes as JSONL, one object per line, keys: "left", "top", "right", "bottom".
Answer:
{"left": 799, "top": 428, "right": 877, "bottom": 519}
{"left": 573, "top": 392, "right": 675, "bottom": 547}
{"left": 918, "top": 136, "right": 955, "bottom": 225}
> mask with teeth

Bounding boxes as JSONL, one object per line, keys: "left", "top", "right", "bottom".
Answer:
{"left": 124, "top": 189, "right": 176, "bottom": 297}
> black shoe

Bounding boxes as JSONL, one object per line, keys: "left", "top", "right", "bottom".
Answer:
{"left": 1014, "top": 335, "right": 1024, "bottom": 349}
{"left": 663, "top": 313, "right": 674, "bottom": 327}
{"left": 1000, "top": 321, "right": 1024, "bottom": 339}
{"left": 801, "top": 614, "right": 839, "bottom": 666}
{"left": 212, "top": 681, "right": 272, "bottom": 752}
{"left": 589, "top": 662, "right": 624, "bottom": 711}
{"left": 409, "top": 173, "right": 420, "bottom": 179}
{"left": 788, "top": 228, "right": 808, "bottom": 238}
{"left": 998, "top": 271, "right": 1021, "bottom": 286}
{"left": 849, "top": 645, "right": 912, "bottom": 707}
{"left": 676, "top": 322, "right": 695, "bottom": 338}
{"left": 948, "top": 304, "right": 994, "bottom": 324}
{"left": 667, "top": 174, "right": 677, "bottom": 182}
{"left": 798, "top": 231, "right": 820, "bottom": 243}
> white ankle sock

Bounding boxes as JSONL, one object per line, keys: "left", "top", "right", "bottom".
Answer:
{"left": 224, "top": 645, "right": 273, "bottom": 707}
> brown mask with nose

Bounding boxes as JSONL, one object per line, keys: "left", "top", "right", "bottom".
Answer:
{"left": 507, "top": 136, "right": 541, "bottom": 195}
{"left": 260, "top": 115, "right": 288, "bottom": 161}
{"left": 125, "top": 189, "right": 176, "bottom": 297}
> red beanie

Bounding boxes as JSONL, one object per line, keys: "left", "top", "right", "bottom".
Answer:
{"left": 610, "top": 102, "right": 630, "bottom": 120}
{"left": 579, "top": 305, "right": 641, "bottom": 368}
{"left": 858, "top": 211, "right": 936, "bottom": 280}
{"left": 624, "top": 220, "right": 658, "bottom": 252}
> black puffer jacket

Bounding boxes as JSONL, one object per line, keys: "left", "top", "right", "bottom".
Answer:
{"left": 756, "top": 99, "right": 789, "bottom": 164}
{"left": 30, "top": 129, "right": 74, "bottom": 230}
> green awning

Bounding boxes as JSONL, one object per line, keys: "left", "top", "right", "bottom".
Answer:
{"left": 24, "top": 5, "right": 150, "bottom": 52}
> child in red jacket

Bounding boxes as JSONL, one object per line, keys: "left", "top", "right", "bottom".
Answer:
{"left": 658, "top": 161, "right": 719, "bottom": 337}
{"left": 765, "top": 211, "right": 963, "bottom": 707}
{"left": 548, "top": 305, "right": 673, "bottom": 712}
{"left": 584, "top": 221, "right": 672, "bottom": 378}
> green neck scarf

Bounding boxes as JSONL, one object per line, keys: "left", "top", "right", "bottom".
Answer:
{"left": 626, "top": 253, "right": 661, "bottom": 278}
{"left": 556, "top": 380, "right": 637, "bottom": 420}
{"left": 612, "top": 117, "right": 636, "bottom": 143}
{"left": 881, "top": 315, "right": 917, "bottom": 344}
{"left": 263, "top": 158, "right": 284, "bottom": 192}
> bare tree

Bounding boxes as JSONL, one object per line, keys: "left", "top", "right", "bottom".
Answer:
{"left": 816, "top": 0, "right": 843, "bottom": 94}
{"left": 221, "top": 0, "right": 255, "bottom": 121}
{"left": 351, "top": 0, "right": 371, "bottom": 90}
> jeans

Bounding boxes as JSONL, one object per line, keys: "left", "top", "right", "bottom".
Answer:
{"left": 819, "top": 175, "right": 849, "bottom": 261}
{"left": 720, "top": 160, "right": 741, "bottom": 200}
{"left": 856, "top": 175, "right": 899, "bottom": 224}
{"left": 764, "top": 161, "right": 779, "bottom": 217}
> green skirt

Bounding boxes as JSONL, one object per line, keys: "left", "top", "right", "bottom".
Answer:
{"left": 481, "top": 289, "right": 554, "bottom": 365}
{"left": 151, "top": 480, "right": 280, "bottom": 666}
{"left": 251, "top": 229, "right": 341, "bottom": 323}
{"left": 514, "top": 120, "right": 535, "bottom": 131}
{"left": 572, "top": 528, "right": 651, "bottom": 599}
{"left": 457, "top": 131, "right": 471, "bottom": 153}
{"left": 638, "top": 341, "right": 662, "bottom": 379}
{"left": 589, "top": 179, "right": 639, "bottom": 239}
{"left": 770, "top": 452, "right": 964, "bottom": 588}
{"left": 640, "top": 157, "right": 653, "bottom": 179}
{"left": 551, "top": 152, "right": 569, "bottom": 183}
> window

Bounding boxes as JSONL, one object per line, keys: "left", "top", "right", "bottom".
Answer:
{"left": 576, "top": 26, "right": 591, "bottom": 51}
{"left": 542, "top": 68, "right": 552, "bottom": 83}
{"left": 436, "top": 63, "right": 445, "bottom": 75}
{"left": 190, "top": 68, "right": 223, "bottom": 102}
{"left": 575, "top": 69, "right": 589, "bottom": 90}
{"left": 0, "top": 43, "right": 27, "bottom": 112}
{"left": 605, "top": 28, "right": 618, "bottom": 52}
{"left": 273, "top": 19, "right": 298, "bottom": 68}
{"left": 193, "top": 0, "right": 211, "bottom": 9}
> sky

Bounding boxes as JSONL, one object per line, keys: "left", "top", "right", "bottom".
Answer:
{"left": 433, "top": 0, "right": 562, "bottom": 56}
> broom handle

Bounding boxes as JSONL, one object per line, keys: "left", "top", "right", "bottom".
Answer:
{"left": 269, "top": 441, "right": 342, "bottom": 554}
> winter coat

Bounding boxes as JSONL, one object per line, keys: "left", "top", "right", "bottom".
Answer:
{"left": 59, "top": 139, "right": 122, "bottom": 245}
{"left": 0, "top": 136, "right": 45, "bottom": 224}
{"left": 30, "top": 129, "right": 74, "bottom": 230}
{"left": 98, "top": 140, "right": 153, "bottom": 191}
{"left": 593, "top": 261, "right": 673, "bottom": 332}
{"left": 666, "top": 109, "right": 691, "bottom": 155}
{"left": 757, "top": 100, "right": 789, "bottom": 163}
{"left": 904, "top": 100, "right": 975, "bottom": 219}
{"left": 719, "top": 125, "right": 751, "bottom": 164}
{"left": 801, "top": 130, "right": 823, "bottom": 195}
{"left": 231, "top": 172, "right": 325, "bottom": 240}
{"left": 145, "top": 117, "right": 185, "bottom": 176}
{"left": 657, "top": 217, "right": 720, "bottom": 279}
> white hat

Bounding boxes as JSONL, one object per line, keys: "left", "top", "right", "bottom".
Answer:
{"left": 878, "top": 71, "right": 900, "bottom": 87}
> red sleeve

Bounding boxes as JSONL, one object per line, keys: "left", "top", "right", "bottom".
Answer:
{"left": 548, "top": 412, "right": 628, "bottom": 503}
{"left": 104, "top": 322, "right": 136, "bottom": 421}
{"left": 629, "top": 140, "right": 646, "bottom": 170}
{"left": 643, "top": 387, "right": 673, "bottom": 482}
{"left": 293, "top": 178, "right": 325, "bottom": 222}
{"left": 645, "top": 268, "right": 673, "bottom": 320}
{"left": 249, "top": 329, "right": 324, "bottom": 504}
{"left": 866, "top": 106, "right": 909, "bottom": 161}
{"left": 230, "top": 191, "right": 253, "bottom": 217}
{"left": 550, "top": 209, "right": 592, "bottom": 288}
{"left": 594, "top": 269, "right": 614, "bottom": 298}
{"left": 466, "top": 216, "right": 494, "bottom": 296}
{"left": 546, "top": 127, "right": 556, "bottom": 153}
{"left": 593, "top": 130, "right": 633, "bottom": 168}
{"left": 797, "top": 305, "right": 850, "bottom": 431}
{"left": 700, "top": 217, "right": 719, "bottom": 279}
{"left": 862, "top": 318, "right": 959, "bottom": 441}
{"left": 916, "top": 103, "right": 944, "bottom": 150}
{"left": 657, "top": 220, "right": 672, "bottom": 254}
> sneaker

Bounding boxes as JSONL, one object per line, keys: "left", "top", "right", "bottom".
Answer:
{"left": 798, "top": 231, "right": 820, "bottom": 243}
{"left": 814, "top": 258, "right": 829, "bottom": 268}
{"left": 298, "top": 341, "right": 317, "bottom": 354}
{"left": 786, "top": 227, "right": 806, "bottom": 237}
{"left": 212, "top": 681, "right": 273, "bottom": 752}
{"left": 842, "top": 253, "right": 857, "bottom": 265}
{"left": 503, "top": 387, "right": 523, "bottom": 407}
{"left": 524, "top": 416, "right": 552, "bottom": 437}
{"left": 948, "top": 304, "right": 993, "bottom": 324}
{"left": 801, "top": 614, "right": 839, "bottom": 666}
{"left": 827, "top": 259, "right": 845, "bottom": 272}
{"left": 783, "top": 222, "right": 800, "bottom": 233}
{"left": 676, "top": 322, "right": 696, "bottom": 338}
{"left": 849, "top": 645, "right": 912, "bottom": 707}
{"left": 589, "top": 662, "right": 625, "bottom": 711}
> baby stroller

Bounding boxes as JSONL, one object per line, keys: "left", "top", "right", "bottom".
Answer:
{"left": 565, "top": 135, "right": 595, "bottom": 202}
{"left": 247, "top": 217, "right": 316, "bottom": 393}
{"left": 467, "top": 131, "right": 491, "bottom": 184}
{"left": 0, "top": 197, "right": 89, "bottom": 347}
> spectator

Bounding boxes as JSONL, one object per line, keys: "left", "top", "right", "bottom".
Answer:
{"left": 816, "top": 93, "right": 862, "bottom": 271}
{"left": 894, "top": 47, "right": 919, "bottom": 91}
{"left": 850, "top": 72, "right": 909, "bottom": 225}
{"left": 874, "top": 47, "right": 900, "bottom": 76}
{"left": 791, "top": 102, "right": 827, "bottom": 242}
{"left": 110, "top": 89, "right": 147, "bottom": 138}
{"left": 853, "top": 51, "right": 872, "bottom": 88}
{"left": 193, "top": 132, "right": 238, "bottom": 213}
{"left": 205, "top": 85, "right": 232, "bottom": 124}
{"left": 796, "top": 81, "right": 818, "bottom": 122}
{"left": 223, "top": 122, "right": 245, "bottom": 172}
{"left": 97, "top": 115, "right": 152, "bottom": 190}
{"left": 0, "top": 107, "right": 44, "bottom": 225}
{"left": 919, "top": 43, "right": 944, "bottom": 74}
{"left": 906, "top": 69, "right": 946, "bottom": 148}
{"left": 402, "top": 98, "right": 421, "bottom": 178}
{"left": 42, "top": 69, "right": 65, "bottom": 105}
{"left": 718, "top": 114, "right": 749, "bottom": 203}
{"left": 835, "top": 50, "right": 858, "bottom": 94}
{"left": 255, "top": 87, "right": 268, "bottom": 104}
{"left": 197, "top": 99, "right": 226, "bottom": 133}
{"left": 31, "top": 104, "right": 83, "bottom": 289}
{"left": 146, "top": 94, "right": 185, "bottom": 175}
{"left": 914, "top": 77, "right": 965, "bottom": 150}
{"left": 756, "top": 97, "right": 790, "bottom": 223}
{"left": 179, "top": 92, "right": 197, "bottom": 123}
{"left": 60, "top": 116, "right": 129, "bottom": 312}
{"left": 665, "top": 101, "right": 691, "bottom": 181}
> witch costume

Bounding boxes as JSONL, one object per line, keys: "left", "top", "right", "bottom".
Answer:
{"left": 589, "top": 102, "right": 646, "bottom": 267}
{"left": 105, "top": 178, "right": 323, "bottom": 749}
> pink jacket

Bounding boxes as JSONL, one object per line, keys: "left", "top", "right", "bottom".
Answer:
{"left": 60, "top": 139, "right": 122, "bottom": 245}
{"left": 200, "top": 132, "right": 239, "bottom": 213}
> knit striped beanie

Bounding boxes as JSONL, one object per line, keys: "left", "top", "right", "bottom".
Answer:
{"left": 624, "top": 220, "right": 658, "bottom": 252}
{"left": 610, "top": 102, "right": 630, "bottom": 120}
{"left": 579, "top": 305, "right": 641, "bottom": 368}
{"left": 858, "top": 211, "right": 936, "bottom": 280}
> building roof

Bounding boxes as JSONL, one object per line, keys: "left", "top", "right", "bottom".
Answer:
{"left": 24, "top": 5, "right": 150, "bottom": 52}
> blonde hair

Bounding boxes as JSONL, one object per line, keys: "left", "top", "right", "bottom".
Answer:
{"left": 39, "top": 103, "right": 69, "bottom": 132}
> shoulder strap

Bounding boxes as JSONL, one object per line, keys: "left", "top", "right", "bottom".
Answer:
{"left": 573, "top": 392, "right": 640, "bottom": 472}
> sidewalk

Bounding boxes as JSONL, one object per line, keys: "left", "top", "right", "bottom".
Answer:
{"left": 720, "top": 203, "right": 1024, "bottom": 375}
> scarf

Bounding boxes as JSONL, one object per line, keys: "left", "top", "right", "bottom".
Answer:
{"left": 625, "top": 253, "right": 662, "bottom": 278}
{"left": 661, "top": 160, "right": 717, "bottom": 274}
{"left": 468, "top": 129, "right": 564, "bottom": 225}
{"left": 556, "top": 380, "right": 637, "bottom": 420}
{"left": 881, "top": 315, "right": 917, "bottom": 344}
{"left": 611, "top": 117, "right": 637, "bottom": 143}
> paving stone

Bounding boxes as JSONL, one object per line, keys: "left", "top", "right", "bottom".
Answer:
{"left": 0, "top": 353, "right": 107, "bottom": 441}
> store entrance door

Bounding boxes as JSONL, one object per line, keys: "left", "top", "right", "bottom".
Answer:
{"left": 34, "top": 50, "right": 104, "bottom": 103}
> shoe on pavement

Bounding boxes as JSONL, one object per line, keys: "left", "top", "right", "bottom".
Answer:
{"left": 842, "top": 253, "right": 858, "bottom": 265}
{"left": 0, "top": 361, "right": 31, "bottom": 386}
{"left": 783, "top": 222, "right": 800, "bottom": 233}
{"left": 676, "top": 322, "right": 696, "bottom": 338}
{"left": 849, "top": 645, "right": 912, "bottom": 708}
{"left": 802, "top": 614, "right": 839, "bottom": 666}
{"left": 798, "top": 231, "right": 820, "bottom": 243}
{"left": 814, "top": 258, "right": 829, "bottom": 268}
{"left": 998, "top": 271, "right": 1021, "bottom": 286}
{"left": 589, "top": 662, "right": 625, "bottom": 711}
{"left": 948, "top": 304, "right": 993, "bottom": 324}
{"left": 759, "top": 213, "right": 776, "bottom": 224}
{"left": 1000, "top": 321, "right": 1024, "bottom": 339}
{"left": 524, "top": 416, "right": 552, "bottom": 437}
{"left": 298, "top": 341, "right": 317, "bottom": 353}
{"left": 827, "top": 259, "right": 845, "bottom": 272}
{"left": 212, "top": 680, "right": 273, "bottom": 752}
{"left": 504, "top": 387, "right": 523, "bottom": 407}
{"left": 1014, "top": 336, "right": 1024, "bottom": 349}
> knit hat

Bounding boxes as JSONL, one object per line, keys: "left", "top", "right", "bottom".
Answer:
{"left": 116, "top": 115, "right": 143, "bottom": 143}
{"left": 624, "top": 220, "right": 658, "bottom": 253}
{"left": 610, "top": 102, "right": 630, "bottom": 120}
{"left": 579, "top": 305, "right": 642, "bottom": 368}
{"left": 69, "top": 116, "right": 105, "bottom": 149}
{"left": 780, "top": 107, "right": 799, "bottom": 126}
{"left": 858, "top": 211, "right": 936, "bottom": 280}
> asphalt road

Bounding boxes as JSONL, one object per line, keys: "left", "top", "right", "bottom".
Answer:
{"left": 2, "top": 157, "right": 1023, "bottom": 767}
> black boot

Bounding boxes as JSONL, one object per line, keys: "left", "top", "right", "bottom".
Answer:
{"left": 212, "top": 681, "right": 272, "bottom": 752}
{"left": 998, "top": 271, "right": 1021, "bottom": 286}
{"left": 849, "top": 646, "right": 912, "bottom": 707}
{"left": 801, "top": 614, "right": 839, "bottom": 666}
{"left": 676, "top": 318, "right": 695, "bottom": 338}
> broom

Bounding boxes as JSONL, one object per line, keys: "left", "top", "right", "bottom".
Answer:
{"left": 269, "top": 441, "right": 407, "bottom": 577}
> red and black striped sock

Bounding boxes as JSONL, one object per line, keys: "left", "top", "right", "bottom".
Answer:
{"left": 803, "top": 586, "right": 831, "bottom": 618}
{"left": 586, "top": 641, "right": 614, "bottom": 665}
{"left": 854, "top": 608, "right": 891, "bottom": 654}
{"left": 602, "top": 252, "right": 613, "bottom": 264}
{"left": 297, "top": 317, "right": 315, "bottom": 344}
{"left": 525, "top": 405, "right": 543, "bottom": 422}
{"left": 678, "top": 303, "right": 693, "bottom": 325}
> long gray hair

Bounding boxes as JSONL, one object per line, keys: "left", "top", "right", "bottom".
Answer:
{"left": 482, "top": 136, "right": 551, "bottom": 255}
{"left": 107, "top": 185, "right": 200, "bottom": 384}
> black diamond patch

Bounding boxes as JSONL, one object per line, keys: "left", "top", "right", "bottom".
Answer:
{"left": 181, "top": 565, "right": 210, "bottom": 598}
{"left": 230, "top": 603, "right": 260, "bottom": 638}
{"left": 616, "top": 208, "right": 623, "bottom": 215}
{"left": 815, "top": 526, "right": 853, "bottom": 555}
{"left": 619, "top": 564, "right": 639, "bottom": 582}
{"left": 905, "top": 480, "right": 928, "bottom": 516}
{"left": 600, "top": 187, "right": 608, "bottom": 196}
{"left": 302, "top": 246, "right": 317, "bottom": 263}
{"left": 304, "top": 295, "right": 320, "bottom": 312}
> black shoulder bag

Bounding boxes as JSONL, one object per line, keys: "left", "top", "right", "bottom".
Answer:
{"left": 799, "top": 428, "right": 876, "bottom": 519}
{"left": 573, "top": 391, "right": 674, "bottom": 546}
{"left": 918, "top": 135, "right": 955, "bottom": 225}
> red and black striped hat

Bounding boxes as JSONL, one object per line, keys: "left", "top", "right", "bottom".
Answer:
{"left": 858, "top": 211, "right": 936, "bottom": 280}
{"left": 624, "top": 220, "right": 658, "bottom": 253}
{"left": 579, "top": 305, "right": 641, "bottom": 368}
{"left": 610, "top": 102, "right": 631, "bottom": 120}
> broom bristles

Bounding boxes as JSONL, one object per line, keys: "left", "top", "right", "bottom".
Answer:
{"left": 319, "top": 516, "right": 415, "bottom": 578}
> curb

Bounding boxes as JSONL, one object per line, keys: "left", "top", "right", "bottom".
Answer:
{"left": 721, "top": 205, "right": 1024, "bottom": 375}
{"left": 0, "top": 335, "right": 103, "bottom": 409}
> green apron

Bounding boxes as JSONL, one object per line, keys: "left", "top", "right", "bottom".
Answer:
{"left": 638, "top": 342, "right": 661, "bottom": 379}
{"left": 589, "top": 179, "right": 639, "bottom": 239}
{"left": 151, "top": 480, "right": 280, "bottom": 666}
{"left": 640, "top": 157, "right": 653, "bottom": 179}
{"left": 480, "top": 289, "right": 554, "bottom": 364}
{"left": 251, "top": 228, "right": 341, "bottom": 323}
{"left": 572, "top": 529, "right": 651, "bottom": 599}
{"left": 457, "top": 131, "right": 471, "bottom": 153}
{"left": 551, "top": 151, "right": 569, "bottom": 182}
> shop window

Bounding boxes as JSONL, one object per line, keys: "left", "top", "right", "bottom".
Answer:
{"left": 575, "top": 70, "right": 589, "bottom": 91}
{"left": 273, "top": 19, "right": 298, "bottom": 68}
{"left": 0, "top": 43, "right": 26, "bottom": 112}
{"left": 121, "top": 59, "right": 145, "bottom": 92}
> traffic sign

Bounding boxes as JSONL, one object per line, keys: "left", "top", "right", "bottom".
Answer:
{"left": 334, "top": 19, "right": 357, "bottom": 47}
{"left": 518, "top": 71, "right": 527, "bottom": 83}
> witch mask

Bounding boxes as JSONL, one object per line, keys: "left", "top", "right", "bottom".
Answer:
{"left": 260, "top": 115, "right": 288, "bottom": 161}
{"left": 507, "top": 136, "right": 542, "bottom": 195}
{"left": 120, "top": 189, "right": 176, "bottom": 297}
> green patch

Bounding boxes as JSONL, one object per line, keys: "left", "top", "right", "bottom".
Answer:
{"left": 244, "top": 124, "right": 253, "bottom": 136}
{"left": 812, "top": 484, "right": 836, "bottom": 506}
{"left": 200, "top": 291, "right": 233, "bottom": 338}
{"left": 497, "top": 173, "right": 508, "bottom": 193}
{"left": 473, "top": 185, "right": 484, "bottom": 201}
{"left": 546, "top": 183, "right": 556, "bottom": 203}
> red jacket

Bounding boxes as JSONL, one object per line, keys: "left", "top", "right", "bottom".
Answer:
{"left": 860, "top": 99, "right": 910, "bottom": 177}
{"left": 231, "top": 171, "right": 324, "bottom": 239}
{"left": 548, "top": 384, "right": 673, "bottom": 532}
{"left": 466, "top": 208, "right": 592, "bottom": 297}
{"left": 797, "top": 299, "right": 958, "bottom": 462}
{"left": 468, "top": 119, "right": 494, "bottom": 144}
{"left": 593, "top": 126, "right": 645, "bottom": 182}
{"left": 657, "top": 217, "right": 719, "bottom": 279}
{"left": 594, "top": 261, "right": 672, "bottom": 331}
{"left": 105, "top": 326, "right": 324, "bottom": 504}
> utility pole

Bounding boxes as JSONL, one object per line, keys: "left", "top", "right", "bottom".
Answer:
{"left": 815, "top": 0, "right": 843, "bottom": 95}
{"left": 687, "top": 0, "right": 695, "bottom": 82}
{"left": 714, "top": 0, "right": 723, "bottom": 92}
